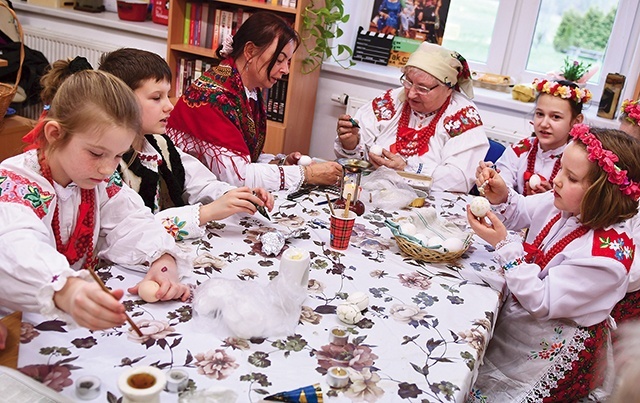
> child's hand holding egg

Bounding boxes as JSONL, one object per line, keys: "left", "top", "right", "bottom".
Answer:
{"left": 138, "top": 280, "right": 160, "bottom": 303}
{"left": 470, "top": 196, "right": 491, "bottom": 218}
{"left": 528, "top": 174, "right": 541, "bottom": 189}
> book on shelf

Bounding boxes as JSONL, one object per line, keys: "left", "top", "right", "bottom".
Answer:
{"left": 204, "top": 4, "right": 215, "bottom": 49}
{"left": 183, "top": 2, "right": 191, "bottom": 45}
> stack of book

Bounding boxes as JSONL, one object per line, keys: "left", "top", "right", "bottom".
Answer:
{"left": 174, "top": 57, "right": 219, "bottom": 97}
{"left": 266, "top": 75, "right": 288, "bottom": 123}
{"left": 183, "top": 4, "right": 253, "bottom": 51}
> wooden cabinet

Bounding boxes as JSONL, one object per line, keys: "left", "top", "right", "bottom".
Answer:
{"left": 166, "top": 0, "right": 320, "bottom": 155}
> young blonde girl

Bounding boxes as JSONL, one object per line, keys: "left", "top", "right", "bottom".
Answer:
{"left": 0, "top": 70, "right": 190, "bottom": 331}
{"left": 486, "top": 79, "right": 591, "bottom": 195}
{"left": 469, "top": 125, "right": 640, "bottom": 401}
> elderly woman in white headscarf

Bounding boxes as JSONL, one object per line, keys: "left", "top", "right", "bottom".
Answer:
{"left": 335, "top": 42, "right": 489, "bottom": 193}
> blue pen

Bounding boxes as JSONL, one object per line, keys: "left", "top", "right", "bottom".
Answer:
{"left": 349, "top": 117, "right": 360, "bottom": 128}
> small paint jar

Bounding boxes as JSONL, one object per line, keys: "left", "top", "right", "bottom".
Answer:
{"left": 75, "top": 375, "right": 101, "bottom": 400}
{"left": 165, "top": 369, "right": 189, "bottom": 393}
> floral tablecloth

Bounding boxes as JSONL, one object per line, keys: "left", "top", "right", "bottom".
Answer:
{"left": 16, "top": 191, "right": 506, "bottom": 403}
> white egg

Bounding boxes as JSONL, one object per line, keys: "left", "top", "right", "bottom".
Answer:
{"left": 346, "top": 291, "right": 370, "bottom": 311}
{"left": 427, "top": 236, "right": 442, "bottom": 248}
{"left": 399, "top": 223, "right": 417, "bottom": 236}
{"left": 529, "top": 174, "right": 541, "bottom": 189}
{"left": 442, "top": 237, "right": 465, "bottom": 253}
{"left": 470, "top": 196, "right": 491, "bottom": 218}
{"left": 413, "top": 233, "right": 429, "bottom": 246}
{"left": 138, "top": 280, "right": 160, "bottom": 303}
{"left": 369, "top": 144, "right": 383, "bottom": 156}
{"left": 297, "top": 155, "right": 312, "bottom": 166}
{"left": 336, "top": 303, "right": 364, "bottom": 325}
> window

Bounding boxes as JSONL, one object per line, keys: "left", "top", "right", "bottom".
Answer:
{"left": 338, "top": 0, "right": 640, "bottom": 103}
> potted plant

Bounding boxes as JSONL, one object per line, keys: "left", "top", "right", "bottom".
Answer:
{"left": 301, "top": 0, "right": 355, "bottom": 74}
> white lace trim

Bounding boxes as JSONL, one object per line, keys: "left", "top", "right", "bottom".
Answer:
{"left": 521, "top": 327, "right": 592, "bottom": 401}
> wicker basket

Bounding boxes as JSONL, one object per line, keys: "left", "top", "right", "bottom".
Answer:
{"left": 393, "top": 233, "right": 473, "bottom": 263}
{"left": 0, "top": 2, "right": 24, "bottom": 127}
{"left": 385, "top": 213, "right": 474, "bottom": 263}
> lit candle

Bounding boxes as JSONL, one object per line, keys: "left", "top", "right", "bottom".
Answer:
{"left": 326, "top": 366, "right": 349, "bottom": 388}
{"left": 342, "top": 182, "right": 356, "bottom": 201}
{"left": 329, "top": 326, "right": 349, "bottom": 346}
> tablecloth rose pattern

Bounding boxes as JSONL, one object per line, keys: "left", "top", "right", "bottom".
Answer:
{"left": 17, "top": 192, "right": 506, "bottom": 403}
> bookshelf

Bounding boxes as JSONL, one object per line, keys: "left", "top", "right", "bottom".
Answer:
{"left": 166, "top": 0, "right": 321, "bottom": 155}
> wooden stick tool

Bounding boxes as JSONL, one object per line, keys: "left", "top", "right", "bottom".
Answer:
{"left": 87, "top": 267, "right": 144, "bottom": 337}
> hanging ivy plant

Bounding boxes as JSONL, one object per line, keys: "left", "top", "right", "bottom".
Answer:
{"left": 301, "top": 0, "right": 355, "bottom": 74}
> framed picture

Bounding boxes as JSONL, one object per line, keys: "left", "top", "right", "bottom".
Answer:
{"left": 369, "top": 0, "right": 451, "bottom": 45}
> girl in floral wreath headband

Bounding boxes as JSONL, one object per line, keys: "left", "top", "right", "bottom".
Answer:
{"left": 468, "top": 125, "right": 640, "bottom": 402}
{"left": 483, "top": 79, "right": 592, "bottom": 197}
{"left": 619, "top": 98, "right": 640, "bottom": 140}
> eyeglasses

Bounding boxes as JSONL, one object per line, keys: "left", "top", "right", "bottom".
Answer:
{"left": 400, "top": 75, "right": 440, "bottom": 96}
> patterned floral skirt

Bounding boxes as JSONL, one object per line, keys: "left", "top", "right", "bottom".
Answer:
{"left": 468, "top": 296, "right": 610, "bottom": 403}
{"left": 610, "top": 289, "right": 640, "bottom": 325}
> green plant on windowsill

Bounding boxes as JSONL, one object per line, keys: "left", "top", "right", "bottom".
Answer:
{"left": 301, "top": 0, "right": 355, "bottom": 74}
{"left": 560, "top": 57, "right": 592, "bottom": 82}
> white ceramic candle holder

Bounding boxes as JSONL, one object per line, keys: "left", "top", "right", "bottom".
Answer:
{"left": 326, "top": 366, "right": 349, "bottom": 388}
{"left": 329, "top": 326, "right": 349, "bottom": 346}
{"left": 118, "top": 366, "right": 166, "bottom": 403}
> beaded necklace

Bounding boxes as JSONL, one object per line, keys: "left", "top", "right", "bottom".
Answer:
{"left": 39, "top": 151, "right": 96, "bottom": 269}
{"left": 523, "top": 213, "right": 589, "bottom": 270}
{"left": 523, "top": 138, "right": 561, "bottom": 195}
{"left": 395, "top": 95, "right": 451, "bottom": 157}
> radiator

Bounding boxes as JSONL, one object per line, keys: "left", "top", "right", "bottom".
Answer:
{"left": 23, "top": 26, "right": 118, "bottom": 69}
{"left": 17, "top": 26, "right": 119, "bottom": 119}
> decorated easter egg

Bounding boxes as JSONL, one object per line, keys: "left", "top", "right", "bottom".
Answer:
{"left": 442, "top": 237, "right": 465, "bottom": 253}
{"left": 369, "top": 144, "right": 383, "bottom": 156}
{"left": 529, "top": 174, "right": 541, "bottom": 189}
{"left": 346, "top": 291, "right": 370, "bottom": 311}
{"left": 470, "top": 196, "right": 491, "bottom": 218}
{"left": 297, "top": 155, "right": 312, "bottom": 166}
{"left": 138, "top": 280, "right": 160, "bottom": 303}
{"left": 336, "top": 303, "right": 364, "bottom": 325}
{"left": 400, "top": 222, "right": 417, "bottom": 236}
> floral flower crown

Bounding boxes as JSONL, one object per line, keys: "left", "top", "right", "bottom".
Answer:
{"left": 533, "top": 78, "right": 592, "bottom": 104}
{"left": 620, "top": 99, "right": 640, "bottom": 126}
{"left": 570, "top": 123, "right": 640, "bottom": 201}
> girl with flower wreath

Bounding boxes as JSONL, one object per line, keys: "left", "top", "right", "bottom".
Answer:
{"left": 468, "top": 125, "right": 640, "bottom": 401}
{"left": 609, "top": 99, "right": 640, "bottom": 325}
{"left": 619, "top": 98, "right": 640, "bottom": 140}
{"left": 486, "top": 79, "right": 591, "bottom": 196}
{"left": 0, "top": 70, "right": 190, "bottom": 331}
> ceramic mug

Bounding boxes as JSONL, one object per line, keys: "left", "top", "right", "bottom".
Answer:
{"left": 118, "top": 365, "right": 166, "bottom": 403}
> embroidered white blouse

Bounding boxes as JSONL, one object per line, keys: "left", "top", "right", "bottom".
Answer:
{"left": 0, "top": 150, "right": 189, "bottom": 322}
{"left": 493, "top": 190, "right": 631, "bottom": 327}
{"left": 132, "top": 139, "right": 235, "bottom": 240}
{"left": 334, "top": 88, "right": 489, "bottom": 193}
{"left": 496, "top": 136, "right": 567, "bottom": 194}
